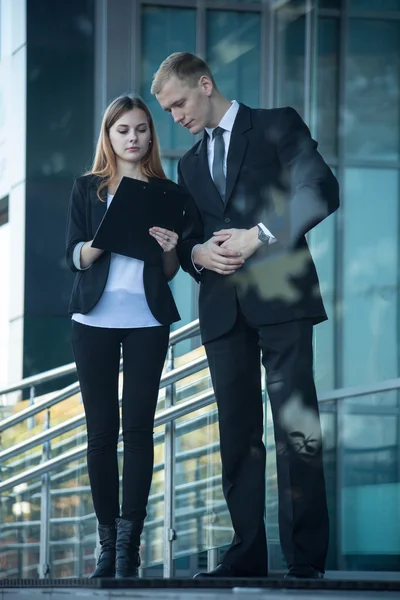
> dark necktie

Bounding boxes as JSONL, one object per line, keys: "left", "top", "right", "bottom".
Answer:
{"left": 212, "top": 126, "right": 226, "bottom": 202}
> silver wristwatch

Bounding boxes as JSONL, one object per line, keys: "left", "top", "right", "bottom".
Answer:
{"left": 257, "top": 224, "right": 271, "bottom": 244}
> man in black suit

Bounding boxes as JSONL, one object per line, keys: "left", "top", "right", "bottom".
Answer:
{"left": 152, "top": 53, "right": 339, "bottom": 580}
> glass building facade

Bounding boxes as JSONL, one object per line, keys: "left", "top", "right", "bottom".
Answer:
{"left": 0, "top": 0, "right": 399, "bottom": 575}
{"left": 139, "top": 2, "right": 400, "bottom": 569}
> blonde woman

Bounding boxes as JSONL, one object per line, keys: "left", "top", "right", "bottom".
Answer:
{"left": 66, "top": 95, "right": 183, "bottom": 578}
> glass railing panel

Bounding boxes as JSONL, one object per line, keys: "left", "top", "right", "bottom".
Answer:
{"left": 0, "top": 477, "right": 42, "bottom": 578}
{"left": 142, "top": 422, "right": 165, "bottom": 570}
{"left": 153, "top": 345, "right": 211, "bottom": 415}
{"left": 1, "top": 415, "right": 87, "bottom": 489}
{"left": 264, "top": 396, "right": 281, "bottom": 571}
{"left": 320, "top": 401, "right": 338, "bottom": 569}
{"left": 48, "top": 453, "right": 95, "bottom": 578}
{"left": 172, "top": 404, "right": 230, "bottom": 561}
{"left": 1, "top": 390, "right": 82, "bottom": 450}
{"left": 174, "top": 346, "right": 211, "bottom": 407}
{"left": 339, "top": 393, "right": 400, "bottom": 571}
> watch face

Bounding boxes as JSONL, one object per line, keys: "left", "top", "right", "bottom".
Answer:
{"left": 258, "top": 227, "right": 269, "bottom": 243}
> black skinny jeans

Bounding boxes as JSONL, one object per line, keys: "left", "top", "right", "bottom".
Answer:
{"left": 71, "top": 321, "right": 170, "bottom": 526}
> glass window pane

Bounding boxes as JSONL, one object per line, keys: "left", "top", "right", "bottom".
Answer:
{"left": 141, "top": 7, "right": 196, "bottom": 151}
{"left": 217, "top": 0, "right": 261, "bottom": 2}
{"left": 318, "top": 0, "right": 341, "bottom": 7}
{"left": 160, "top": 156, "right": 196, "bottom": 341}
{"left": 206, "top": 11, "right": 261, "bottom": 107}
{"left": 162, "top": 158, "right": 197, "bottom": 347}
{"left": 345, "top": 20, "right": 400, "bottom": 161}
{"left": 342, "top": 169, "right": 399, "bottom": 388}
{"left": 0, "top": 219, "right": 10, "bottom": 387}
{"left": 315, "top": 18, "right": 339, "bottom": 158}
{"left": 275, "top": 13, "right": 305, "bottom": 116}
{"left": 161, "top": 157, "right": 178, "bottom": 182}
{"left": 341, "top": 409, "right": 400, "bottom": 569}
{"left": 309, "top": 210, "right": 337, "bottom": 393}
{"left": 350, "top": 0, "right": 400, "bottom": 10}
{"left": 320, "top": 407, "right": 338, "bottom": 570}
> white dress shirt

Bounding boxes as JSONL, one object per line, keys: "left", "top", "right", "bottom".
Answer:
{"left": 192, "top": 100, "right": 276, "bottom": 271}
{"left": 72, "top": 193, "right": 161, "bottom": 329}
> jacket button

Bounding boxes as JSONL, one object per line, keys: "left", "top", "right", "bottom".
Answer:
{"left": 224, "top": 217, "right": 231, "bottom": 223}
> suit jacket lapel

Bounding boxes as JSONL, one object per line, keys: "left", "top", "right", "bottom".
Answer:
{"left": 225, "top": 104, "right": 252, "bottom": 205}
{"left": 89, "top": 176, "right": 107, "bottom": 236}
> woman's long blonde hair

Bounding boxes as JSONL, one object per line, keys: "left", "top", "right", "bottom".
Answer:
{"left": 88, "top": 94, "right": 166, "bottom": 200}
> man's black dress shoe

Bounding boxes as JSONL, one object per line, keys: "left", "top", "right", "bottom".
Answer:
{"left": 284, "top": 565, "right": 324, "bottom": 579}
{"left": 194, "top": 564, "right": 258, "bottom": 578}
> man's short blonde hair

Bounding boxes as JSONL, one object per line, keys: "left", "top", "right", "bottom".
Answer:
{"left": 151, "top": 52, "right": 216, "bottom": 95}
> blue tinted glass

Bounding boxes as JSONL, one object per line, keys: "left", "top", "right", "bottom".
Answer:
{"left": 319, "top": 0, "right": 341, "bottom": 6}
{"left": 162, "top": 158, "right": 197, "bottom": 343}
{"left": 141, "top": 7, "right": 196, "bottom": 151}
{"left": 341, "top": 410, "right": 400, "bottom": 566}
{"left": 345, "top": 20, "right": 400, "bottom": 161}
{"left": 309, "top": 210, "right": 337, "bottom": 393}
{"left": 207, "top": 11, "right": 261, "bottom": 107}
{"left": 350, "top": 0, "right": 400, "bottom": 9}
{"left": 161, "top": 157, "right": 178, "bottom": 182}
{"left": 0, "top": 222, "right": 10, "bottom": 387}
{"left": 316, "top": 18, "right": 339, "bottom": 158}
{"left": 342, "top": 168, "right": 399, "bottom": 387}
{"left": 275, "top": 14, "right": 305, "bottom": 117}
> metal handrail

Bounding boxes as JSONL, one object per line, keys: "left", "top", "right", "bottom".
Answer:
{"left": 1, "top": 309, "right": 399, "bottom": 577}
{"left": 4, "top": 408, "right": 219, "bottom": 499}
{"left": 0, "top": 354, "right": 208, "bottom": 435}
{"left": 1, "top": 373, "right": 211, "bottom": 472}
{"left": 0, "top": 363, "right": 77, "bottom": 397}
{"left": 0, "top": 389, "right": 215, "bottom": 493}
{"left": 0, "top": 473, "right": 223, "bottom": 534}
{"left": 2, "top": 395, "right": 216, "bottom": 482}
{"left": 169, "top": 319, "right": 200, "bottom": 345}
{"left": 318, "top": 376, "right": 400, "bottom": 402}
{"left": 0, "top": 382, "right": 80, "bottom": 433}
{"left": 0, "top": 319, "right": 200, "bottom": 397}
{"left": 0, "top": 413, "right": 86, "bottom": 462}
{"left": 1, "top": 365, "right": 397, "bottom": 464}
{"left": 2, "top": 370, "right": 399, "bottom": 495}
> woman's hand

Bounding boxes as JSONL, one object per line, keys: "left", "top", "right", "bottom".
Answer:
{"left": 149, "top": 227, "right": 180, "bottom": 280}
{"left": 149, "top": 227, "right": 178, "bottom": 252}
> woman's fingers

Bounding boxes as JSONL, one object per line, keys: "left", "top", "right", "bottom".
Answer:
{"left": 149, "top": 229, "right": 178, "bottom": 252}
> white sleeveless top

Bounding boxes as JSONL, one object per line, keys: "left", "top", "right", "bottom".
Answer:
{"left": 72, "top": 193, "right": 161, "bottom": 329}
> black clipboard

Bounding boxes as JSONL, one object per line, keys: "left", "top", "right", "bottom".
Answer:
{"left": 92, "top": 176, "right": 186, "bottom": 264}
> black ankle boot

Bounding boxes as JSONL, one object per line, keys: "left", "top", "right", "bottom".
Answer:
{"left": 115, "top": 517, "right": 142, "bottom": 578}
{"left": 90, "top": 523, "right": 117, "bottom": 578}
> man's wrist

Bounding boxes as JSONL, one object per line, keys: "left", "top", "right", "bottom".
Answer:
{"left": 192, "top": 244, "right": 204, "bottom": 272}
{"left": 249, "top": 226, "right": 263, "bottom": 251}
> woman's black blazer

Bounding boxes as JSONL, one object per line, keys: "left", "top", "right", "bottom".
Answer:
{"left": 65, "top": 174, "right": 181, "bottom": 325}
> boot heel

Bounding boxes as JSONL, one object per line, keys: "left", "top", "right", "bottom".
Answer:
{"left": 115, "top": 517, "right": 143, "bottom": 579}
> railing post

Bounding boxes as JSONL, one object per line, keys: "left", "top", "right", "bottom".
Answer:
{"left": 77, "top": 520, "right": 84, "bottom": 577}
{"left": 27, "top": 385, "right": 36, "bottom": 430}
{"left": 207, "top": 547, "right": 218, "bottom": 572}
{"left": 206, "top": 410, "right": 218, "bottom": 572}
{"left": 39, "top": 409, "right": 51, "bottom": 578}
{"left": 163, "top": 343, "right": 176, "bottom": 578}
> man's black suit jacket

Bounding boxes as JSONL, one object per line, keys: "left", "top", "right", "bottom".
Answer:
{"left": 65, "top": 174, "right": 181, "bottom": 326}
{"left": 177, "top": 104, "right": 340, "bottom": 344}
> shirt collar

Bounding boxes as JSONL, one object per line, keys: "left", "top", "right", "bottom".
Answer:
{"left": 205, "top": 100, "right": 240, "bottom": 139}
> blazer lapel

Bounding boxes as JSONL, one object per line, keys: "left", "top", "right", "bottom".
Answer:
{"left": 225, "top": 104, "right": 252, "bottom": 206}
{"left": 190, "top": 133, "right": 224, "bottom": 210}
{"left": 89, "top": 176, "right": 107, "bottom": 236}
